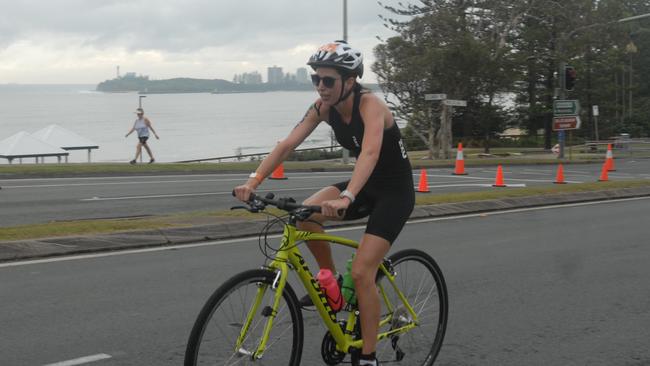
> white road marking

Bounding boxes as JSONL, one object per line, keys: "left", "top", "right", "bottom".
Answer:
{"left": 520, "top": 170, "right": 554, "bottom": 176}
{"left": 2, "top": 174, "right": 353, "bottom": 189}
{"left": 0, "top": 172, "right": 346, "bottom": 183}
{"left": 2, "top": 196, "right": 649, "bottom": 269}
{"left": 422, "top": 173, "right": 580, "bottom": 184}
{"left": 80, "top": 186, "right": 326, "bottom": 201}
{"left": 43, "top": 353, "right": 112, "bottom": 366}
{"left": 421, "top": 183, "right": 527, "bottom": 188}
{"left": 81, "top": 181, "right": 496, "bottom": 201}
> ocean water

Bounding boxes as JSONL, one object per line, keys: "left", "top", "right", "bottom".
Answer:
{"left": 0, "top": 84, "right": 337, "bottom": 163}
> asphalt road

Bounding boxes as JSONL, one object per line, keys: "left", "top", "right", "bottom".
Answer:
{"left": 1, "top": 159, "right": 650, "bottom": 227}
{"left": 1, "top": 197, "right": 649, "bottom": 365}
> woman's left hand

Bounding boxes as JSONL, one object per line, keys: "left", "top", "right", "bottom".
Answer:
{"left": 321, "top": 198, "right": 350, "bottom": 218}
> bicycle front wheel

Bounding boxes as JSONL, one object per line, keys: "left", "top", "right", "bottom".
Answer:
{"left": 375, "top": 249, "right": 448, "bottom": 365}
{"left": 184, "top": 269, "right": 304, "bottom": 366}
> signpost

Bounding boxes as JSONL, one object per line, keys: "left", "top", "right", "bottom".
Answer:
{"left": 552, "top": 99, "right": 581, "bottom": 158}
{"left": 443, "top": 99, "right": 468, "bottom": 107}
{"left": 424, "top": 94, "right": 467, "bottom": 159}
{"left": 425, "top": 93, "right": 447, "bottom": 101}
{"left": 553, "top": 100, "right": 580, "bottom": 116}
{"left": 593, "top": 105, "right": 600, "bottom": 141}
{"left": 552, "top": 116, "right": 581, "bottom": 131}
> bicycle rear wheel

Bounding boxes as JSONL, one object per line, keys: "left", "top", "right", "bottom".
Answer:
{"left": 374, "top": 249, "right": 448, "bottom": 365}
{"left": 184, "top": 269, "right": 304, "bottom": 366}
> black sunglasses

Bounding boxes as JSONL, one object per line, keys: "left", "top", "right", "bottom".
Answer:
{"left": 311, "top": 74, "right": 339, "bottom": 88}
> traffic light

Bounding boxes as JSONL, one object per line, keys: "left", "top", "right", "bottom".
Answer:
{"left": 565, "top": 66, "right": 577, "bottom": 91}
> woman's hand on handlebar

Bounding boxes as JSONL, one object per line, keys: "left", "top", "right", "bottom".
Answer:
{"left": 233, "top": 184, "right": 255, "bottom": 202}
{"left": 321, "top": 198, "right": 349, "bottom": 218}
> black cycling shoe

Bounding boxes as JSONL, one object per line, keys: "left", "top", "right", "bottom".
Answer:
{"left": 299, "top": 273, "right": 343, "bottom": 308}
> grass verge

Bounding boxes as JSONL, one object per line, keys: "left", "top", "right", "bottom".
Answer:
{"left": 0, "top": 152, "right": 607, "bottom": 177}
{"left": 2, "top": 180, "right": 649, "bottom": 242}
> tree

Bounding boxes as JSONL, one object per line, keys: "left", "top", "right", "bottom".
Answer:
{"left": 374, "top": 0, "right": 526, "bottom": 157}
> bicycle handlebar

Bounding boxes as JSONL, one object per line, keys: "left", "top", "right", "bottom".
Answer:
{"left": 232, "top": 191, "right": 322, "bottom": 214}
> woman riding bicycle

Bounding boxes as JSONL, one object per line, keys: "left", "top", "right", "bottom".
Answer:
{"left": 234, "top": 40, "right": 415, "bottom": 366}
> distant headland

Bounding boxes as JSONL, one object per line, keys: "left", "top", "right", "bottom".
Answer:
{"left": 96, "top": 75, "right": 315, "bottom": 94}
{"left": 96, "top": 72, "right": 379, "bottom": 94}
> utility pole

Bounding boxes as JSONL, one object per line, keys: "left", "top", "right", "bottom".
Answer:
{"left": 341, "top": 0, "right": 350, "bottom": 164}
{"left": 343, "top": 0, "right": 348, "bottom": 41}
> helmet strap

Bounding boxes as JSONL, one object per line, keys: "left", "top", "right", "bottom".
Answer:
{"left": 333, "top": 77, "right": 354, "bottom": 106}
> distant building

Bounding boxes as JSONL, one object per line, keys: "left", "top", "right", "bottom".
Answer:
{"left": 296, "top": 67, "right": 310, "bottom": 84}
{"left": 233, "top": 71, "right": 262, "bottom": 84}
{"left": 124, "top": 72, "right": 137, "bottom": 79}
{"left": 267, "top": 66, "right": 284, "bottom": 84}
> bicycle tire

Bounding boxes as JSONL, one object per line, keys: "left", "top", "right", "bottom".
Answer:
{"left": 184, "top": 269, "right": 304, "bottom": 366}
{"left": 374, "top": 248, "right": 448, "bottom": 365}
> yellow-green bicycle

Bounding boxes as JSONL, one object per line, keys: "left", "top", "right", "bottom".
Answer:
{"left": 184, "top": 192, "right": 448, "bottom": 365}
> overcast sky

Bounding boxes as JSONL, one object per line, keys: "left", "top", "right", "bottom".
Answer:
{"left": 0, "top": 0, "right": 405, "bottom": 84}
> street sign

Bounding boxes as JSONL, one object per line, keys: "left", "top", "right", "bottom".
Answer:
{"left": 593, "top": 105, "right": 599, "bottom": 116}
{"left": 553, "top": 100, "right": 580, "bottom": 116}
{"left": 553, "top": 116, "right": 582, "bottom": 131}
{"left": 443, "top": 99, "right": 467, "bottom": 107}
{"left": 425, "top": 93, "right": 447, "bottom": 101}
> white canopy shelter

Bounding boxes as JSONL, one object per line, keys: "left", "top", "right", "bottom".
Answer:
{"left": 0, "top": 131, "right": 69, "bottom": 164}
{"left": 32, "top": 124, "right": 99, "bottom": 162}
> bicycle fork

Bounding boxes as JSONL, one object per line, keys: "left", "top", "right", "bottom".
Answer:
{"left": 234, "top": 267, "right": 288, "bottom": 360}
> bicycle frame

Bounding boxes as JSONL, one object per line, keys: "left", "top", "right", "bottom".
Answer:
{"left": 237, "top": 221, "right": 420, "bottom": 359}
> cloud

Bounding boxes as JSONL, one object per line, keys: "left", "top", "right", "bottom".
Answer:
{"left": 0, "top": 0, "right": 401, "bottom": 83}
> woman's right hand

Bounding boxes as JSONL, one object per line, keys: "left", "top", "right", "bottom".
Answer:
{"left": 233, "top": 183, "right": 256, "bottom": 202}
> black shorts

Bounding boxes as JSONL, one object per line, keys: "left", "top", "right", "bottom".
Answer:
{"left": 138, "top": 136, "right": 149, "bottom": 144}
{"left": 332, "top": 176, "right": 414, "bottom": 244}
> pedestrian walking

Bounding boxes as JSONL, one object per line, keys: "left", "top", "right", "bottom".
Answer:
{"left": 125, "top": 107, "right": 159, "bottom": 164}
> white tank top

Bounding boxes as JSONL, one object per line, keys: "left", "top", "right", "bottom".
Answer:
{"left": 134, "top": 118, "right": 149, "bottom": 137}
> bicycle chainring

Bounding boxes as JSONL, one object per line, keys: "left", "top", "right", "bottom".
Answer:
{"left": 321, "top": 331, "right": 346, "bottom": 365}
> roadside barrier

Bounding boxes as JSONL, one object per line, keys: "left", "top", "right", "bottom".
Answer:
{"left": 605, "top": 144, "right": 616, "bottom": 172}
{"left": 493, "top": 165, "right": 507, "bottom": 187}
{"left": 554, "top": 164, "right": 567, "bottom": 184}
{"left": 269, "top": 163, "right": 288, "bottom": 180}
{"left": 417, "top": 169, "right": 430, "bottom": 192}
{"left": 598, "top": 163, "right": 609, "bottom": 182}
{"left": 452, "top": 142, "right": 467, "bottom": 175}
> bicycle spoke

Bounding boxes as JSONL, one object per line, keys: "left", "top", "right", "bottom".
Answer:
{"left": 372, "top": 251, "right": 447, "bottom": 366}
{"left": 186, "top": 270, "right": 302, "bottom": 366}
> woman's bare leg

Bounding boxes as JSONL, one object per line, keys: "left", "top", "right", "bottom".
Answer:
{"left": 143, "top": 143, "right": 154, "bottom": 160}
{"left": 352, "top": 233, "right": 391, "bottom": 355}
{"left": 134, "top": 143, "right": 143, "bottom": 161}
{"left": 297, "top": 186, "right": 342, "bottom": 273}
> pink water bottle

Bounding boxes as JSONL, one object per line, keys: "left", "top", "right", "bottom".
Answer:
{"left": 316, "top": 269, "right": 344, "bottom": 312}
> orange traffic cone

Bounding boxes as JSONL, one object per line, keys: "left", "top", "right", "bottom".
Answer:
{"left": 605, "top": 144, "right": 616, "bottom": 171}
{"left": 598, "top": 162, "right": 609, "bottom": 182}
{"left": 269, "top": 163, "right": 288, "bottom": 180}
{"left": 554, "top": 164, "right": 567, "bottom": 184}
{"left": 417, "top": 169, "right": 430, "bottom": 192}
{"left": 452, "top": 142, "right": 467, "bottom": 175}
{"left": 493, "top": 165, "right": 506, "bottom": 187}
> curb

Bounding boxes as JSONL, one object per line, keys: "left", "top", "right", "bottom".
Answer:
{"left": 2, "top": 186, "right": 650, "bottom": 263}
{"left": 0, "top": 159, "right": 602, "bottom": 180}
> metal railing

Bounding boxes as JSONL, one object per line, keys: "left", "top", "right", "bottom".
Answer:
{"left": 175, "top": 145, "right": 343, "bottom": 163}
{"left": 581, "top": 138, "right": 650, "bottom": 157}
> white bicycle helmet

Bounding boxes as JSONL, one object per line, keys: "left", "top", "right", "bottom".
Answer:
{"left": 307, "top": 40, "right": 364, "bottom": 78}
